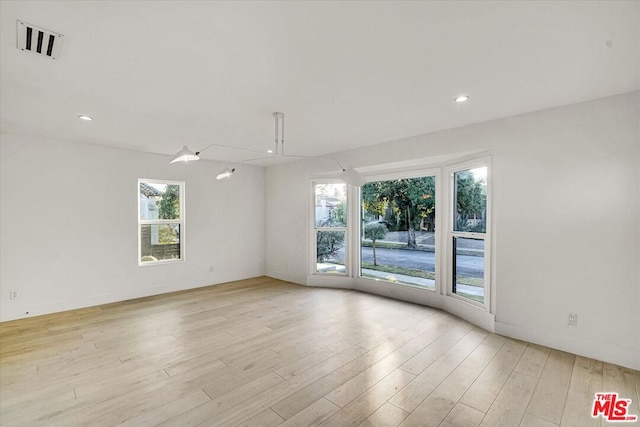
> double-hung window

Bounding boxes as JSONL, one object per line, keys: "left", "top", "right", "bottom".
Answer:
{"left": 138, "top": 179, "right": 185, "bottom": 265}
{"left": 309, "top": 158, "right": 491, "bottom": 311}
{"left": 449, "top": 164, "right": 490, "bottom": 306}
{"left": 359, "top": 173, "right": 438, "bottom": 290}
{"left": 313, "top": 182, "right": 347, "bottom": 275}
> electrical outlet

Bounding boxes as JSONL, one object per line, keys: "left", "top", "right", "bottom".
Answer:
{"left": 568, "top": 313, "right": 578, "bottom": 326}
{"left": 10, "top": 289, "right": 18, "bottom": 300}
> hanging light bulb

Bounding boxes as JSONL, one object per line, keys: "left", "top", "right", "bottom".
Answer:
{"left": 216, "top": 167, "right": 235, "bottom": 180}
{"left": 169, "top": 146, "right": 200, "bottom": 164}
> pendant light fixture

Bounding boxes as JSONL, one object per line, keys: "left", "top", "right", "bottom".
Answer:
{"left": 169, "top": 145, "right": 200, "bottom": 163}
{"left": 169, "top": 112, "right": 363, "bottom": 186}
{"left": 216, "top": 167, "right": 235, "bottom": 180}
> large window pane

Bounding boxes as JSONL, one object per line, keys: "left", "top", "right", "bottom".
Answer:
{"left": 138, "top": 179, "right": 184, "bottom": 265}
{"left": 452, "top": 237, "right": 484, "bottom": 303}
{"left": 454, "top": 167, "right": 486, "bottom": 233}
{"left": 360, "top": 176, "right": 436, "bottom": 289}
{"left": 315, "top": 184, "right": 346, "bottom": 227}
{"left": 316, "top": 230, "right": 345, "bottom": 274}
{"left": 140, "top": 223, "right": 181, "bottom": 263}
{"left": 139, "top": 182, "right": 181, "bottom": 221}
{"left": 314, "top": 183, "right": 347, "bottom": 275}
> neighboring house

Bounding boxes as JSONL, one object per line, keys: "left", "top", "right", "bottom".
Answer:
{"left": 315, "top": 196, "right": 341, "bottom": 225}
{"left": 139, "top": 182, "right": 162, "bottom": 221}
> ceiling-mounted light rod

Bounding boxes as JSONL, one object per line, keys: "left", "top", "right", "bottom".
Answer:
{"left": 169, "top": 141, "right": 275, "bottom": 164}
{"left": 273, "top": 112, "right": 283, "bottom": 155}
{"left": 272, "top": 112, "right": 346, "bottom": 172}
{"left": 169, "top": 112, "right": 362, "bottom": 185}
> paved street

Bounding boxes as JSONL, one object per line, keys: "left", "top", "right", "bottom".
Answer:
{"left": 360, "top": 246, "right": 484, "bottom": 278}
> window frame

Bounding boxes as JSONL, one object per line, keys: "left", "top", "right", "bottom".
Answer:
{"left": 310, "top": 180, "right": 349, "bottom": 276}
{"left": 357, "top": 168, "right": 442, "bottom": 292}
{"left": 138, "top": 178, "right": 185, "bottom": 266}
{"left": 445, "top": 159, "right": 491, "bottom": 309}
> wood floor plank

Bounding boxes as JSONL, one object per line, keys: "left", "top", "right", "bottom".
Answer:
{"left": 513, "top": 344, "right": 551, "bottom": 379}
{"left": 270, "top": 336, "right": 413, "bottom": 420}
{"left": 318, "top": 368, "right": 416, "bottom": 427}
{"left": 398, "top": 322, "right": 473, "bottom": 375}
{"left": 239, "top": 408, "right": 285, "bottom": 427}
{"left": 0, "top": 388, "right": 77, "bottom": 426}
{"left": 600, "top": 363, "right": 639, "bottom": 427}
{"left": 398, "top": 334, "right": 503, "bottom": 426}
{"left": 274, "top": 343, "right": 350, "bottom": 379}
{"left": 635, "top": 370, "right": 640, "bottom": 421}
{"left": 278, "top": 398, "right": 340, "bottom": 427}
{"left": 526, "top": 349, "right": 575, "bottom": 425}
{"left": 119, "top": 390, "right": 211, "bottom": 426}
{"left": 439, "top": 402, "right": 485, "bottom": 427}
{"left": 203, "top": 345, "right": 371, "bottom": 426}
{"left": 389, "top": 329, "right": 488, "bottom": 412}
{"left": 324, "top": 322, "right": 461, "bottom": 408}
{"left": 159, "top": 372, "right": 285, "bottom": 426}
{"left": 560, "top": 356, "right": 603, "bottom": 427}
{"left": 359, "top": 402, "right": 410, "bottom": 427}
{"left": 520, "top": 412, "right": 559, "bottom": 427}
{"left": 459, "top": 338, "right": 527, "bottom": 413}
{"left": 1, "top": 277, "right": 637, "bottom": 427}
{"left": 479, "top": 371, "right": 538, "bottom": 427}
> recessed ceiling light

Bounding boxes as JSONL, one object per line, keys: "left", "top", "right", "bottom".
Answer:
{"left": 78, "top": 115, "right": 93, "bottom": 121}
{"left": 267, "top": 149, "right": 274, "bottom": 154}
{"left": 455, "top": 95, "right": 469, "bottom": 103}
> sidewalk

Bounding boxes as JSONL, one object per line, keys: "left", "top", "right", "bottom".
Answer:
{"left": 361, "top": 268, "right": 483, "bottom": 296}
{"left": 361, "top": 268, "right": 435, "bottom": 289}
{"left": 380, "top": 231, "right": 435, "bottom": 246}
{"left": 363, "top": 231, "right": 484, "bottom": 255}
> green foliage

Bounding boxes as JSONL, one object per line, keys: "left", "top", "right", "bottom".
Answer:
{"left": 332, "top": 201, "right": 346, "bottom": 226}
{"left": 455, "top": 212, "right": 470, "bottom": 231}
{"left": 158, "top": 224, "right": 178, "bottom": 244}
{"left": 316, "top": 231, "right": 345, "bottom": 262}
{"left": 158, "top": 185, "right": 180, "bottom": 220}
{"left": 361, "top": 176, "right": 435, "bottom": 247}
{"left": 455, "top": 171, "right": 486, "bottom": 232}
{"left": 361, "top": 183, "right": 387, "bottom": 218}
{"left": 360, "top": 262, "right": 483, "bottom": 288}
{"left": 364, "top": 222, "right": 388, "bottom": 265}
{"left": 361, "top": 262, "right": 435, "bottom": 280}
{"left": 361, "top": 240, "right": 435, "bottom": 251}
{"left": 364, "top": 222, "right": 387, "bottom": 241}
{"left": 314, "top": 184, "right": 346, "bottom": 263}
{"left": 156, "top": 185, "right": 180, "bottom": 245}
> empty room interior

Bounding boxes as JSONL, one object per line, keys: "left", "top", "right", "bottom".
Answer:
{"left": 0, "top": 1, "right": 639, "bottom": 426}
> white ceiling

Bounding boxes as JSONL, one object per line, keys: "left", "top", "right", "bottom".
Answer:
{"left": 1, "top": 1, "right": 638, "bottom": 165}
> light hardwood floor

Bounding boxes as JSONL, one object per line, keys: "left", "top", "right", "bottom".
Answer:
{"left": 1, "top": 277, "right": 638, "bottom": 426}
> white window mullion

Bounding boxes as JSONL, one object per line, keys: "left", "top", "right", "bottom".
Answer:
{"left": 312, "top": 181, "right": 348, "bottom": 276}
{"left": 447, "top": 159, "right": 490, "bottom": 309}
{"left": 138, "top": 179, "right": 185, "bottom": 266}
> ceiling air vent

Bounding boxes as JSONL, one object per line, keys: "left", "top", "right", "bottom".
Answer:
{"left": 16, "top": 20, "right": 63, "bottom": 59}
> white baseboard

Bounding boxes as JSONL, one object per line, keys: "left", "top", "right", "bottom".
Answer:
{"left": 495, "top": 320, "right": 640, "bottom": 371}
{"left": 2, "top": 279, "right": 225, "bottom": 322}
{"left": 266, "top": 271, "right": 306, "bottom": 286}
{"left": 306, "top": 275, "right": 355, "bottom": 289}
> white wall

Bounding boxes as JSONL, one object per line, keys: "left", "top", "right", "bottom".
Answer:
{"left": 0, "top": 133, "right": 265, "bottom": 322}
{"left": 265, "top": 92, "right": 640, "bottom": 370}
